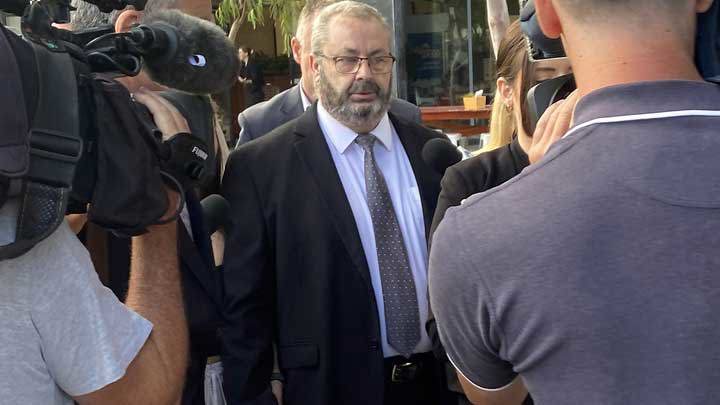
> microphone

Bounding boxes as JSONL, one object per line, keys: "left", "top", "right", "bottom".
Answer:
{"left": 200, "top": 194, "right": 230, "bottom": 235}
{"left": 422, "top": 138, "right": 462, "bottom": 176}
{"left": 127, "top": 10, "right": 240, "bottom": 94}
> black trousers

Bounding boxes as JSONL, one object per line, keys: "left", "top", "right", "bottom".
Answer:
{"left": 383, "top": 352, "right": 453, "bottom": 405}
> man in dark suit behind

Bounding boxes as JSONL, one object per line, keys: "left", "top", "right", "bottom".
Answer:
{"left": 235, "top": 0, "right": 421, "bottom": 147}
{"left": 220, "top": 2, "right": 451, "bottom": 404}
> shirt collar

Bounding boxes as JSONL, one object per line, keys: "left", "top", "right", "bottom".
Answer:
{"left": 572, "top": 80, "right": 720, "bottom": 127}
{"left": 317, "top": 102, "right": 393, "bottom": 154}
{"left": 299, "top": 81, "right": 312, "bottom": 111}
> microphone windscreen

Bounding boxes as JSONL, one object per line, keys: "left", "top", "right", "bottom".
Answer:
{"left": 422, "top": 138, "right": 462, "bottom": 176}
{"left": 200, "top": 194, "right": 230, "bottom": 234}
{"left": 142, "top": 10, "right": 240, "bottom": 94}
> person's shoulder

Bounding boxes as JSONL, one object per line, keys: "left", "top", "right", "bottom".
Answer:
{"left": 447, "top": 144, "right": 515, "bottom": 182}
{"left": 3, "top": 222, "right": 96, "bottom": 307}
{"left": 239, "top": 86, "right": 297, "bottom": 123}
{"left": 389, "top": 111, "right": 441, "bottom": 140}
{"left": 230, "top": 114, "right": 301, "bottom": 167}
{"left": 450, "top": 146, "right": 508, "bottom": 176}
{"left": 390, "top": 97, "right": 419, "bottom": 110}
{"left": 389, "top": 97, "right": 421, "bottom": 121}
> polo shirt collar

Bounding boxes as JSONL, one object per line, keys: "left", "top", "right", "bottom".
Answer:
{"left": 572, "top": 80, "right": 720, "bottom": 127}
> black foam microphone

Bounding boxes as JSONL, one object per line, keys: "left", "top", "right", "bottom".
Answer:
{"left": 422, "top": 138, "right": 462, "bottom": 176}
{"left": 127, "top": 10, "right": 239, "bottom": 94}
{"left": 200, "top": 194, "right": 231, "bottom": 235}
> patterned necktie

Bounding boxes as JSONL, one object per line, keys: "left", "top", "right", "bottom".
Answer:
{"left": 355, "top": 134, "right": 420, "bottom": 357}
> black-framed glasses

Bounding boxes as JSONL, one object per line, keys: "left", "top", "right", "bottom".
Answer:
{"left": 317, "top": 54, "right": 396, "bottom": 74}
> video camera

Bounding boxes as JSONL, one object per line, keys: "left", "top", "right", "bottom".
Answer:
{"left": 519, "top": 0, "right": 720, "bottom": 131}
{"left": 0, "top": 0, "right": 239, "bottom": 259}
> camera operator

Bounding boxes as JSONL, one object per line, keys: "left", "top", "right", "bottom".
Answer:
{"left": 66, "top": 4, "right": 231, "bottom": 405}
{"left": 0, "top": 24, "right": 189, "bottom": 402}
{"left": 429, "top": 0, "right": 720, "bottom": 404}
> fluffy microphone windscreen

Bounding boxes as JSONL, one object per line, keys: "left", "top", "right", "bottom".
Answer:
{"left": 142, "top": 10, "right": 240, "bottom": 94}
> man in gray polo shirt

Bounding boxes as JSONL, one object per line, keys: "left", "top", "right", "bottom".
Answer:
{"left": 429, "top": 1, "right": 720, "bottom": 404}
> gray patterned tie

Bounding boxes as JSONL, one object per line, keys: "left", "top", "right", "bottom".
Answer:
{"left": 355, "top": 134, "right": 420, "bottom": 357}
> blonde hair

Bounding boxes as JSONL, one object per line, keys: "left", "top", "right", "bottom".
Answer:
{"left": 477, "top": 20, "right": 534, "bottom": 154}
{"left": 481, "top": 91, "right": 515, "bottom": 152}
{"left": 311, "top": 1, "right": 390, "bottom": 56}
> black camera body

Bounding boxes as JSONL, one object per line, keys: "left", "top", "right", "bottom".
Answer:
{"left": 519, "top": 0, "right": 720, "bottom": 131}
{"left": 0, "top": 0, "right": 216, "bottom": 259}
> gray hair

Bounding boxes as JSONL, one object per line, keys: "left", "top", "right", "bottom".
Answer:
{"left": 70, "top": 0, "right": 179, "bottom": 30}
{"left": 295, "top": 0, "right": 337, "bottom": 45}
{"left": 311, "top": 1, "right": 390, "bottom": 56}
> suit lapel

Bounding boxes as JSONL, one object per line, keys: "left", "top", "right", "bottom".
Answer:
{"left": 390, "top": 114, "right": 440, "bottom": 240}
{"left": 292, "top": 105, "right": 373, "bottom": 290}
{"left": 177, "top": 223, "right": 222, "bottom": 307}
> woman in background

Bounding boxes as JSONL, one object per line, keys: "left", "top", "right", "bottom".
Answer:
{"left": 238, "top": 46, "right": 266, "bottom": 107}
{"left": 429, "top": 20, "right": 571, "bottom": 236}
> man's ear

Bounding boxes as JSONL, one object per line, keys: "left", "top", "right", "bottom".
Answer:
{"left": 496, "top": 77, "right": 514, "bottom": 108}
{"left": 291, "top": 37, "right": 302, "bottom": 65}
{"left": 534, "top": 0, "right": 563, "bottom": 39}
{"left": 114, "top": 9, "right": 143, "bottom": 33}
{"left": 309, "top": 53, "right": 321, "bottom": 76}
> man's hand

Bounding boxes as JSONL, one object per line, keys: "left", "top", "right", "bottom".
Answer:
{"left": 528, "top": 90, "right": 580, "bottom": 164}
{"left": 133, "top": 89, "right": 190, "bottom": 141}
{"left": 134, "top": 88, "right": 188, "bottom": 215}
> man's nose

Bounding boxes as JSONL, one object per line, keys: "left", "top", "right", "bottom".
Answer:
{"left": 355, "top": 59, "right": 374, "bottom": 80}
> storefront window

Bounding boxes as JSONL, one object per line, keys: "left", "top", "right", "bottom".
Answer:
{"left": 404, "top": 0, "right": 518, "bottom": 106}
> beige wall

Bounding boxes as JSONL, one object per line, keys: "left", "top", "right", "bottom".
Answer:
{"left": 177, "top": 0, "right": 213, "bottom": 21}
{"left": 234, "top": 17, "right": 278, "bottom": 56}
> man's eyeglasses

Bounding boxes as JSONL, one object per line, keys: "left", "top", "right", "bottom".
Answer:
{"left": 317, "top": 54, "right": 396, "bottom": 74}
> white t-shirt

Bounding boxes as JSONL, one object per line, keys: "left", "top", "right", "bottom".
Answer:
{"left": 0, "top": 200, "right": 152, "bottom": 404}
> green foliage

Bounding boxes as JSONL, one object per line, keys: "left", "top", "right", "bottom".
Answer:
{"left": 216, "top": 0, "right": 303, "bottom": 52}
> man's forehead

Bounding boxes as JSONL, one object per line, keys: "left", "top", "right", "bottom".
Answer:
{"left": 324, "top": 16, "right": 391, "bottom": 54}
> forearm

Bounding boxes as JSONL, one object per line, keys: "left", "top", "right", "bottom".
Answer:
{"left": 74, "top": 219, "right": 188, "bottom": 405}
{"left": 126, "top": 220, "right": 188, "bottom": 402}
{"left": 486, "top": 0, "right": 510, "bottom": 58}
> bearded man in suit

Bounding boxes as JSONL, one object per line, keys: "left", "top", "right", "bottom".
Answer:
{"left": 220, "top": 2, "right": 451, "bottom": 404}
{"left": 234, "top": 0, "right": 421, "bottom": 147}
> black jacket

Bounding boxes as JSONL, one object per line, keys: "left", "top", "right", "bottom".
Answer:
{"left": 220, "top": 104, "right": 444, "bottom": 405}
{"left": 429, "top": 138, "right": 529, "bottom": 240}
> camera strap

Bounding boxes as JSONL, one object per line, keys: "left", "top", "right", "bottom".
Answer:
{"left": 1, "top": 42, "right": 81, "bottom": 259}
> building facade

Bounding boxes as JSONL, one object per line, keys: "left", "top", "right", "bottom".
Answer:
{"left": 363, "top": 0, "right": 519, "bottom": 106}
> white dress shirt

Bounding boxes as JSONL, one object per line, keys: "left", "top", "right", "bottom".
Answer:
{"left": 300, "top": 81, "right": 312, "bottom": 111}
{"left": 317, "top": 102, "right": 432, "bottom": 357}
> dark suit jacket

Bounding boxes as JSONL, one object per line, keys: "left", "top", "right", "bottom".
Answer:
{"left": 236, "top": 84, "right": 423, "bottom": 147}
{"left": 179, "top": 193, "right": 225, "bottom": 405}
{"left": 221, "top": 105, "right": 445, "bottom": 405}
{"left": 429, "top": 138, "right": 530, "bottom": 241}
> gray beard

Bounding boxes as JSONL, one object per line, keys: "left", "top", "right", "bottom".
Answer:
{"left": 316, "top": 67, "right": 392, "bottom": 129}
